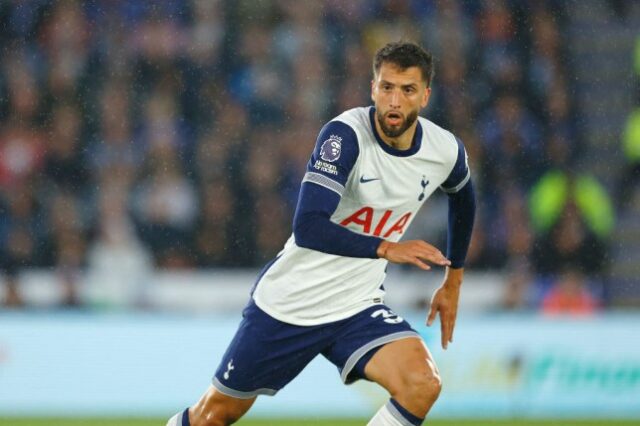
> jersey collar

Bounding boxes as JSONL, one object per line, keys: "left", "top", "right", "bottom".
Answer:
{"left": 369, "top": 106, "right": 423, "bottom": 157}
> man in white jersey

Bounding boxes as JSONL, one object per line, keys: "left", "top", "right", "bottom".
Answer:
{"left": 168, "top": 41, "right": 475, "bottom": 426}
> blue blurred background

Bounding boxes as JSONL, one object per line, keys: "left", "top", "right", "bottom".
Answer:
{"left": 1, "top": 0, "right": 640, "bottom": 421}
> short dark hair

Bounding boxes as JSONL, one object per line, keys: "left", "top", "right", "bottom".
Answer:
{"left": 373, "top": 41, "right": 434, "bottom": 87}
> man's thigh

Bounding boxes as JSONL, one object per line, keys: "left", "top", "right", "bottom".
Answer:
{"left": 213, "top": 301, "right": 329, "bottom": 398}
{"left": 190, "top": 385, "right": 256, "bottom": 425}
{"left": 322, "top": 305, "right": 422, "bottom": 384}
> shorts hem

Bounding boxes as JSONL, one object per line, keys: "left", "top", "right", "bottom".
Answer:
{"left": 340, "top": 331, "right": 421, "bottom": 383}
{"left": 212, "top": 377, "right": 278, "bottom": 399}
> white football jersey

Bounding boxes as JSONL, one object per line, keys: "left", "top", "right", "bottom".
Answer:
{"left": 252, "top": 106, "right": 469, "bottom": 325}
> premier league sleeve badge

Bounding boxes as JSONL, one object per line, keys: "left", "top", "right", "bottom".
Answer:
{"left": 320, "top": 135, "right": 342, "bottom": 163}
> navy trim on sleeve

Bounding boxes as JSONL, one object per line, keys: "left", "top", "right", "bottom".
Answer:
{"left": 293, "top": 183, "right": 383, "bottom": 258}
{"left": 441, "top": 137, "right": 470, "bottom": 193}
{"left": 446, "top": 179, "right": 476, "bottom": 268}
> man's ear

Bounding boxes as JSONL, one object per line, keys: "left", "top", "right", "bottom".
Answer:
{"left": 371, "top": 79, "right": 376, "bottom": 103}
{"left": 421, "top": 87, "right": 432, "bottom": 109}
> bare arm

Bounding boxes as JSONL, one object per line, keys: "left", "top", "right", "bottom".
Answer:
{"left": 427, "top": 267, "right": 463, "bottom": 350}
{"left": 377, "top": 239, "right": 451, "bottom": 270}
{"left": 377, "top": 240, "right": 460, "bottom": 350}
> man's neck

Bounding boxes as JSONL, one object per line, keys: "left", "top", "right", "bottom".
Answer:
{"left": 374, "top": 118, "right": 418, "bottom": 151}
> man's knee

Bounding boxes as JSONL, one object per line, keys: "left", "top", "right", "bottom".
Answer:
{"left": 190, "top": 405, "right": 244, "bottom": 426}
{"left": 191, "top": 400, "right": 251, "bottom": 426}
{"left": 189, "top": 386, "right": 255, "bottom": 426}
{"left": 403, "top": 369, "right": 442, "bottom": 405}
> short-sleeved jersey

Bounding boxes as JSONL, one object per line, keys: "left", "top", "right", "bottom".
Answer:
{"left": 252, "top": 106, "right": 470, "bottom": 326}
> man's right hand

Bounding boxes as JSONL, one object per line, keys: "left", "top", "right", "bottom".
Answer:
{"left": 377, "top": 240, "right": 451, "bottom": 270}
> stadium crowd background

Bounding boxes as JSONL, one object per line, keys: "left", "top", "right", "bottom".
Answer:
{"left": 0, "top": 0, "right": 638, "bottom": 312}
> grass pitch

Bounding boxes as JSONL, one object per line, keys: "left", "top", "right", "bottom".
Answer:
{"left": 1, "top": 419, "right": 639, "bottom": 426}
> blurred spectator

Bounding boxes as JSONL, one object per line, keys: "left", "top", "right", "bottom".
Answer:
{"left": 529, "top": 169, "right": 614, "bottom": 244}
{"left": 616, "top": 106, "right": 640, "bottom": 208}
{"left": 501, "top": 259, "right": 534, "bottom": 311}
{"left": 86, "top": 180, "right": 152, "bottom": 308}
{"left": 137, "top": 86, "right": 190, "bottom": 166}
{"left": 0, "top": 52, "right": 45, "bottom": 190}
{"left": 193, "top": 179, "right": 236, "bottom": 267}
{"left": 89, "top": 80, "right": 141, "bottom": 182}
{"left": 475, "top": 0, "right": 521, "bottom": 94}
{"left": 132, "top": 146, "right": 198, "bottom": 268}
{"left": 43, "top": 101, "right": 90, "bottom": 194}
{"left": 464, "top": 216, "right": 503, "bottom": 270}
{"left": 332, "top": 42, "right": 372, "bottom": 112}
{"left": 253, "top": 192, "right": 291, "bottom": 264}
{"left": 529, "top": 169, "right": 613, "bottom": 308}
{"left": 55, "top": 232, "right": 84, "bottom": 307}
{"left": 39, "top": 0, "right": 91, "bottom": 109}
{"left": 480, "top": 93, "right": 544, "bottom": 191}
{"left": 541, "top": 269, "right": 599, "bottom": 316}
{"left": 531, "top": 200, "right": 608, "bottom": 277}
{"left": 279, "top": 123, "right": 317, "bottom": 210}
{"left": 230, "top": 23, "right": 286, "bottom": 125}
{"left": 0, "top": 183, "right": 50, "bottom": 300}
{"left": 635, "top": 33, "right": 640, "bottom": 77}
{"left": 129, "top": 9, "right": 188, "bottom": 98}
{"left": 502, "top": 187, "right": 534, "bottom": 263}
{"left": 47, "top": 191, "right": 88, "bottom": 306}
{"left": 1, "top": 274, "right": 23, "bottom": 307}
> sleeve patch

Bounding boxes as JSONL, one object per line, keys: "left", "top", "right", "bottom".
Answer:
{"left": 305, "top": 120, "right": 359, "bottom": 187}
{"left": 319, "top": 135, "right": 342, "bottom": 162}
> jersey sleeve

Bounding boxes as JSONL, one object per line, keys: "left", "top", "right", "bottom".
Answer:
{"left": 302, "top": 121, "right": 359, "bottom": 196}
{"left": 441, "top": 137, "right": 475, "bottom": 268}
{"left": 440, "top": 137, "right": 471, "bottom": 193}
{"left": 293, "top": 120, "right": 382, "bottom": 259}
{"left": 293, "top": 183, "right": 382, "bottom": 258}
{"left": 446, "top": 179, "right": 476, "bottom": 268}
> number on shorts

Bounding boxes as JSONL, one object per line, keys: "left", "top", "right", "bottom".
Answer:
{"left": 371, "top": 308, "right": 404, "bottom": 324}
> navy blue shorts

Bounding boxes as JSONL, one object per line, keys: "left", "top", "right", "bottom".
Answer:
{"left": 212, "top": 300, "right": 420, "bottom": 398}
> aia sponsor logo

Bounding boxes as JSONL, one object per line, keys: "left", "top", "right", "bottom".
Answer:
{"left": 340, "top": 207, "right": 412, "bottom": 238}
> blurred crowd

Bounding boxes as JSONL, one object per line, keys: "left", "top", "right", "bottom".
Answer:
{"left": 0, "top": 0, "right": 619, "bottom": 312}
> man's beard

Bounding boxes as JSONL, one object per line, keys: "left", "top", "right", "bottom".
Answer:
{"left": 376, "top": 109, "right": 419, "bottom": 138}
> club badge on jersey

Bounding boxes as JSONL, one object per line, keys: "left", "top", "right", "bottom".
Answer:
{"left": 419, "top": 175, "right": 429, "bottom": 201}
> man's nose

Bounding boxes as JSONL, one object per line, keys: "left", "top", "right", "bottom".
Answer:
{"left": 390, "top": 88, "right": 401, "bottom": 108}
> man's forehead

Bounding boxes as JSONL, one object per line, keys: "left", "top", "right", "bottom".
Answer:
{"left": 375, "top": 62, "right": 423, "bottom": 84}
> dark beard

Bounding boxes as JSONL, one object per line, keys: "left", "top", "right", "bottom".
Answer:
{"left": 376, "top": 109, "right": 418, "bottom": 138}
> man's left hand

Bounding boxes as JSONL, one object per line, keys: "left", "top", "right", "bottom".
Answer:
{"left": 426, "top": 267, "right": 463, "bottom": 350}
